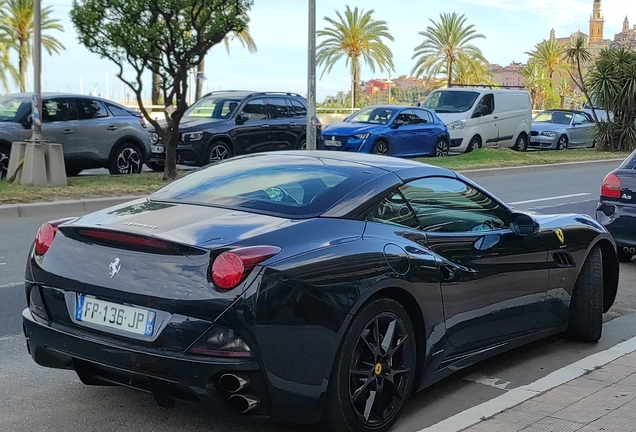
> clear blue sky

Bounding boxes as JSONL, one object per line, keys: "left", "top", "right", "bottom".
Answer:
{"left": 10, "top": 0, "right": 636, "bottom": 103}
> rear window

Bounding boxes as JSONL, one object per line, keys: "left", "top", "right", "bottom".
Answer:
{"left": 619, "top": 150, "right": 636, "bottom": 170}
{"left": 0, "top": 96, "right": 27, "bottom": 122}
{"left": 150, "top": 155, "right": 381, "bottom": 217}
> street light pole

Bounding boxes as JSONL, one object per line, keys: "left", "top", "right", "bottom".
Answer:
{"left": 306, "top": 0, "right": 317, "bottom": 150}
{"left": 31, "top": 0, "right": 43, "bottom": 141}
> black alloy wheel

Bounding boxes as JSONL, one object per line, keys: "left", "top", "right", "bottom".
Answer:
{"left": 435, "top": 139, "right": 449, "bottom": 157}
{"left": 322, "top": 298, "right": 416, "bottom": 432}
{"left": 514, "top": 134, "right": 528, "bottom": 152}
{"left": 297, "top": 138, "right": 307, "bottom": 150}
{"left": 207, "top": 141, "right": 231, "bottom": 164}
{"left": 371, "top": 140, "right": 389, "bottom": 156}
{"left": 0, "top": 145, "right": 9, "bottom": 180}
{"left": 109, "top": 143, "right": 142, "bottom": 175}
{"left": 557, "top": 135, "right": 568, "bottom": 150}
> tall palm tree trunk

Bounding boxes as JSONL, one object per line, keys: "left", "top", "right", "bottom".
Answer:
{"left": 447, "top": 57, "right": 453, "bottom": 87}
{"left": 195, "top": 59, "right": 205, "bottom": 101}
{"left": 19, "top": 39, "right": 28, "bottom": 92}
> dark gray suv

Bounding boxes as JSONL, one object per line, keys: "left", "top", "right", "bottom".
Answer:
{"left": 0, "top": 93, "right": 151, "bottom": 177}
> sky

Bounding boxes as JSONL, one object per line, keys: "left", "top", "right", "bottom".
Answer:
{"left": 7, "top": 0, "right": 636, "bottom": 103}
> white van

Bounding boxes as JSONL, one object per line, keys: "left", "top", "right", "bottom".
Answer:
{"left": 421, "top": 88, "right": 532, "bottom": 153}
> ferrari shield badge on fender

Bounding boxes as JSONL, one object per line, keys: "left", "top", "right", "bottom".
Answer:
{"left": 554, "top": 228, "right": 565, "bottom": 244}
{"left": 109, "top": 257, "right": 121, "bottom": 278}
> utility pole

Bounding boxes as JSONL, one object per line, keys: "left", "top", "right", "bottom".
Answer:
{"left": 306, "top": 0, "right": 317, "bottom": 150}
{"left": 7, "top": 0, "right": 66, "bottom": 186}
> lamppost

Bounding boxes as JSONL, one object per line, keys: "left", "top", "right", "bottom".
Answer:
{"left": 306, "top": 0, "right": 317, "bottom": 150}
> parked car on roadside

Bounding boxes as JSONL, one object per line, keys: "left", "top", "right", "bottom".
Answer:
{"left": 147, "top": 91, "right": 319, "bottom": 169}
{"left": 530, "top": 109, "right": 596, "bottom": 150}
{"left": 319, "top": 105, "right": 450, "bottom": 157}
{"left": 22, "top": 151, "right": 618, "bottom": 432}
{"left": 0, "top": 93, "right": 150, "bottom": 178}
{"left": 421, "top": 87, "right": 532, "bottom": 153}
{"left": 596, "top": 149, "right": 636, "bottom": 262}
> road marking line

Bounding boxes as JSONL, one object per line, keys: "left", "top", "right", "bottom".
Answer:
{"left": 0, "top": 334, "right": 22, "bottom": 343}
{"left": 0, "top": 282, "right": 21, "bottom": 289}
{"left": 509, "top": 193, "right": 591, "bottom": 205}
{"left": 416, "top": 335, "right": 636, "bottom": 432}
{"left": 463, "top": 373, "right": 511, "bottom": 391}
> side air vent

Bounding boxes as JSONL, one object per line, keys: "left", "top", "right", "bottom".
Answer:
{"left": 553, "top": 251, "right": 575, "bottom": 267}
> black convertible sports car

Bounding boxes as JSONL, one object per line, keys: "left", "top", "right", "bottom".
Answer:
{"left": 23, "top": 152, "right": 619, "bottom": 432}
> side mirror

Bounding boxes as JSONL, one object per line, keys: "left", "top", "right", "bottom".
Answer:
{"left": 511, "top": 212, "right": 539, "bottom": 236}
{"left": 392, "top": 119, "right": 405, "bottom": 129}
{"left": 236, "top": 112, "right": 249, "bottom": 124}
{"left": 21, "top": 114, "right": 33, "bottom": 128}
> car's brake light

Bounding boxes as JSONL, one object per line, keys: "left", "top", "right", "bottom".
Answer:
{"left": 34, "top": 217, "right": 77, "bottom": 256}
{"left": 211, "top": 245, "right": 281, "bottom": 290}
{"left": 316, "top": 119, "right": 322, "bottom": 130}
{"left": 78, "top": 229, "right": 169, "bottom": 250}
{"left": 601, "top": 172, "right": 621, "bottom": 198}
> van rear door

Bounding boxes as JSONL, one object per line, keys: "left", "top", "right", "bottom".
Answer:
{"left": 494, "top": 92, "right": 531, "bottom": 147}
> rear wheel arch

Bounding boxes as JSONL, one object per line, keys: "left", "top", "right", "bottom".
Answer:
{"left": 593, "top": 238, "right": 619, "bottom": 313}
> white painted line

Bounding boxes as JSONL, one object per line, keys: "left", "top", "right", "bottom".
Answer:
{"left": 509, "top": 193, "right": 591, "bottom": 205}
{"left": 0, "top": 282, "right": 21, "bottom": 289}
{"left": 417, "top": 335, "right": 636, "bottom": 432}
{"left": 463, "top": 373, "right": 511, "bottom": 391}
{"left": 0, "top": 334, "right": 22, "bottom": 343}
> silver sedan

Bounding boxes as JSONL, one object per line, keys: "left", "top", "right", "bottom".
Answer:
{"left": 529, "top": 110, "right": 596, "bottom": 150}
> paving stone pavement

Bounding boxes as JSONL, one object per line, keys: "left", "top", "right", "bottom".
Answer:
{"left": 461, "top": 350, "right": 636, "bottom": 431}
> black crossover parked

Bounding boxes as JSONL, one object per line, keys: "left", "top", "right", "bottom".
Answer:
{"left": 596, "top": 149, "right": 636, "bottom": 262}
{"left": 148, "top": 91, "right": 319, "bottom": 168}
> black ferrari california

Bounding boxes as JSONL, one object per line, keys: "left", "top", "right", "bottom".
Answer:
{"left": 22, "top": 151, "right": 619, "bottom": 432}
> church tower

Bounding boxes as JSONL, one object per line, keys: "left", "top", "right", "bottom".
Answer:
{"left": 623, "top": 16, "right": 630, "bottom": 33}
{"left": 589, "top": 0, "right": 605, "bottom": 43}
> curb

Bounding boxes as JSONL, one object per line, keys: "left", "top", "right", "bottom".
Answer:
{"left": 0, "top": 159, "right": 624, "bottom": 219}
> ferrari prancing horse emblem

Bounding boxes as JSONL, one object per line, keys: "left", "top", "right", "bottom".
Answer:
{"left": 109, "top": 257, "right": 121, "bottom": 278}
{"left": 554, "top": 228, "right": 565, "bottom": 244}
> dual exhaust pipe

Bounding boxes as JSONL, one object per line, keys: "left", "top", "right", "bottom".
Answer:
{"left": 218, "top": 373, "right": 259, "bottom": 414}
{"left": 623, "top": 247, "right": 636, "bottom": 254}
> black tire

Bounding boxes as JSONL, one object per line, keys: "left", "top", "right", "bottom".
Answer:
{"left": 371, "top": 140, "right": 389, "bottom": 156}
{"left": 556, "top": 135, "right": 568, "bottom": 150}
{"left": 0, "top": 143, "right": 9, "bottom": 180}
{"left": 514, "top": 133, "right": 528, "bottom": 152}
{"left": 617, "top": 249, "right": 633, "bottom": 263}
{"left": 297, "top": 138, "right": 307, "bottom": 150}
{"left": 146, "top": 161, "right": 164, "bottom": 172}
{"left": 65, "top": 166, "right": 83, "bottom": 177}
{"left": 108, "top": 142, "right": 143, "bottom": 175}
{"left": 321, "top": 298, "right": 416, "bottom": 432}
{"left": 435, "top": 139, "right": 449, "bottom": 157}
{"left": 206, "top": 141, "right": 232, "bottom": 164}
{"left": 466, "top": 135, "right": 481, "bottom": 153}
{"left": 565, "top": 247, "right": 603, "bottom": 342}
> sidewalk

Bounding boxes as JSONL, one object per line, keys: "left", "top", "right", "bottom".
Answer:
{"left": 461, "top": 350, "right": 636, "bottom": 431}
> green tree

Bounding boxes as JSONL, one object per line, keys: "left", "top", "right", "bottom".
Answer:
{"left": 452, "top": 52, "right": 492, "bottom": 85}
{"left": 520, "top": 61, "right": 550, "bottom": 109}
{"left": 0, "top": 30, "right": 18, "bottom": 91}
{"left": 588, "top": 46, "right": 636, "bottom": 151}
{"left": 71, "top": 0, "right": 252, "bottom": 181}
{"left": 564, "top": 36, "right": 598, "bottom": 122}
{"left": 525, "top": 36, "right": 566, "bottom": 82}
{"left": 0, "top": 0, "right": 64, "bottom": 92}
{"left": 411, "top": 12, "right": 486, "bottom": 87}
{"left": 317, "top": 6, "right": 394, "bottom": 107}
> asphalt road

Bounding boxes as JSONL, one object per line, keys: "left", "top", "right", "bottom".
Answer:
{"left": 2, "top": 159, "right": 636, "bottom": 432}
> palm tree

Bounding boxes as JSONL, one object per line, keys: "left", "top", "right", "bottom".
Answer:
{"left": 411, "top": 12, "right": 486, "bottom": 87}
{"left": 317, "top": 6, "right": 394, "bottom": 107}
{"left": 0, "top": 31, "right": 18, "bottom": 92}
{"left": 195, "top": 29, "right": 257, "bottom": 101}
{"left": 525, "top": 36, "right": 566, "bottom": 83}
{"left": 452, "top": 52, "right": 492, "bottom": 85}
{"left": 0, "top": 0, "right": 65, "bottom": 92}
{"left": 564, "top": 36, "right": 598, "bottom": 122}
{"left": 520, "top": 61, "right": 550, "bottom": 109}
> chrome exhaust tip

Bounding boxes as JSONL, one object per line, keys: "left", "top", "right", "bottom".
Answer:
{"left": 227, "top": 394, "right": 260, "bottom": 414}
{"left": 631, "top": 247, "right": 636, "bottom": 254}
{"left": 218, "top": 373, "right": 250, "bottom": 393}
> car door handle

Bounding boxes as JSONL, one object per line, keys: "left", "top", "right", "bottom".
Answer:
{"left": 107, "top": 125, "right": 118, "bottom": 131}
{"left": 260, "top": 124, "right": 270, "bottom": 128}
{"left": 440, "top": 265, "right": 455, "bottom": 281}
{"left": 494, "top": 116, "right": 499, "bottom": 119}
{"left": 63, "top": 129, "right": 73, "bottom": 135}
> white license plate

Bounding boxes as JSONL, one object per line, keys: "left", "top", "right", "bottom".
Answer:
{"left": 75, "top": 294, "right": 156, "bottom": 336}
{"left": 324, "top": 140, "right": 342, "bottom": 147}
{"left": 151, "top": 145, "right": 164, "bottom": 153}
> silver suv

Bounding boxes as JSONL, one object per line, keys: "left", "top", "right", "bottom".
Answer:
{"left": 0, "top": 93, "right": 151, "bottom": 178}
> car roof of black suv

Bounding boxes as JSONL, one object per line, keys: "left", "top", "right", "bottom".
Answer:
{"left": 200, "top": 90, "right": 305, "bottom": 100}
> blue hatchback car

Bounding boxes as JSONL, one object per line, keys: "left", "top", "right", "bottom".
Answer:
{"left": 319, "top": 105, "right": 450, "bottom": 157}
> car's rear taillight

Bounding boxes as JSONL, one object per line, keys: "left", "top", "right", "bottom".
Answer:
{"left": 211, "top": 245, "right": 281, "bottom": 290}
{"left": 139, "top": 115, "right": 146, "bottom": 128}
{"left": 34, "top": 217, "right": 77, "bottom": 256}
{"left": 601, "top": 172, "right": 621, "bottom": 198}
{"left": 316, "top": 119, "right": 322, "bottom": 130}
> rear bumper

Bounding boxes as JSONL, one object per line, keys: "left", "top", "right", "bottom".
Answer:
{"left": 22, "top": 308, "right": 275, "bottom": 420}
{"left": 596, "top": 201, "right": 636, "bottom": 248}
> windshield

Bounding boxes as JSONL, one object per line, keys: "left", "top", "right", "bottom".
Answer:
{"left": 422, "top": 90, "right": 480, "bottom": 113}
{"left": 150, "top": 154, "right": 381, "bottom": 218}
{"left": 534, "top": 111, "right": 573, "bottom": 125}
{"left": 347, "top": 107, "right": 398, "bottom": 125}
{"left": 184, "top": 97, "right": 241, "bottom": 119}
{"left": 0, "top": 96, "right": 27, "bottom": 122}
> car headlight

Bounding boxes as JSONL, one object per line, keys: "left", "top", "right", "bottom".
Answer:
{"left": 149, "top": 132, "right": 159, "bottom": 144}
{"left": 182, "top": 131, "right": 204, "bottom": 141}
{"left": 448, "top": 120, "right": 466, "bottom": 130}
{"left": 540, "top": 131, "right": 558, "bottom": 138}
{"left": 352, "top": 132, "right": 371, "bottom": 140}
